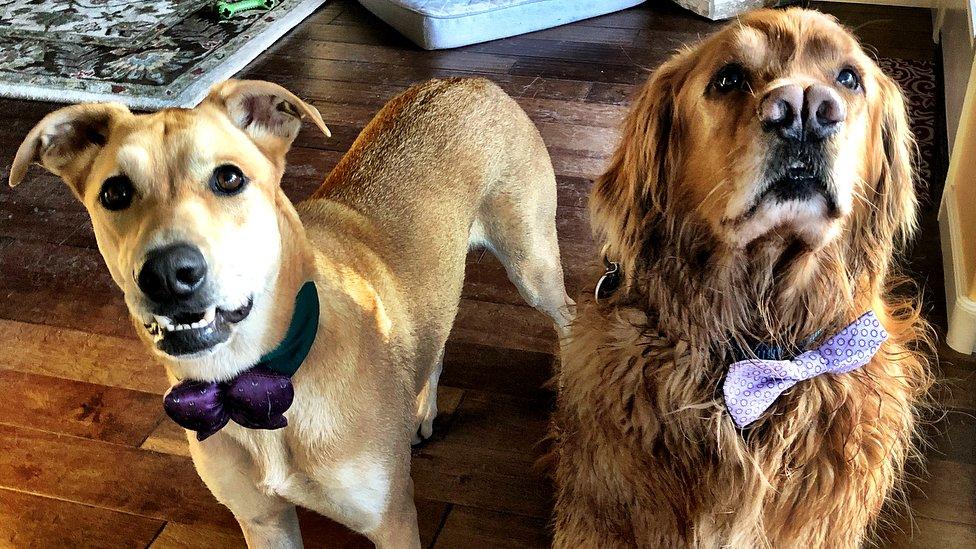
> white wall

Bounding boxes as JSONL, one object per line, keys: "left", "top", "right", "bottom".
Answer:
{"left": 938, "top": 0, "right": 976, "bottom": 150}
{"left": 937, "top": 0, "right": 976, "bottom": 353}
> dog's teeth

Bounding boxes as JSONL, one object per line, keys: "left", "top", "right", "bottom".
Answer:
{"left": 204, "top": 307, "right": 216, "bottom": 323}
{"left": 153, "top": 315, "right": 173, "bottom": 328}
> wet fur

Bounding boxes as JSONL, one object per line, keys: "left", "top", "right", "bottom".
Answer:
{"left": 550, "top": 10, "right": 933, "bottom": 547}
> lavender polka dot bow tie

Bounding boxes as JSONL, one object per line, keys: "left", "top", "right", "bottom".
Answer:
{"left": 163, "top": 282, "right": 319, "bottom": 441}
{"left": 723, "top": 311, "right": 888, "bottom": 429}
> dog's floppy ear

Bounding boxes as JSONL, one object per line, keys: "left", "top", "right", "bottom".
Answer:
{"left": 873, "top": 71, "right": 918, "bottom": 246}
{"left": 848, "top": 68, "right": 918, "bottom": 286}
{"left": 8, "top": 103, "right": 130, "bottom": 195}
{"left": 591, "top": 58, "right": 684, "bottom": 274}
{"left": 205, "top": 79, "right": 331, "bottom": 160}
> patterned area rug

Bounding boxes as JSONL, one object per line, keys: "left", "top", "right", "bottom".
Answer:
{"left": 879, "top": 58, "right": 937, "bottom": 190}
{"left": 0, "top": 0, "right": 327, "bottom": 109}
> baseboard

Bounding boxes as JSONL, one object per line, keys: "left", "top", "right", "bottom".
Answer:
{"left": 939, "top": 184, "right": 976, "bottom": 354}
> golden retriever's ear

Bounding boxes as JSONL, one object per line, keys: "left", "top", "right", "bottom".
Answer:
{"left": 591, "top": 60, "right": 683, "bottom": 272}
{"left": 205, "top": 79, "right": 331, "bottom": 160}
{"left": 872, "top": 72, "right": 918, "bottom": 246}
{"left": 8, "top": 103, "right": 130, "bottom": 195}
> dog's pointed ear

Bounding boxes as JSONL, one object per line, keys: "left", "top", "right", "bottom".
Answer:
{"left": 9, "top": 103, "right": 130, "bottom": 194}
{"left": 204, "top": 80, "right": 331, "bottom": 159}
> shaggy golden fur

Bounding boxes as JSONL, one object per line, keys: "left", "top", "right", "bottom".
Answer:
{"left": 550, "top": 9, "right": 933, "bottom": 547}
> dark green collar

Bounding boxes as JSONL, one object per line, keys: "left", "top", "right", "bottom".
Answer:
{"left": 259, "top": 281, "right": 319, "bottom": 377}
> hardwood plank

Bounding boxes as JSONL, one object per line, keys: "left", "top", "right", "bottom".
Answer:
{"left": 151, "top": 521, "right": 246, "bottom": 549}
{"left": 515, "top": 97, "right": 627, "bottom": 128}
{"left": 441, "top": 340, "right": 554, "bottom": 399}
{"left": 518, "top": 22, "right": 642, "bottom": 45}
{"left": 0, "top": 318, "right": 163, "bottom": 394}
{"left": 434, "top": 505, "right": 550, "bottom": 549}
{"left": 0, "top": 239, "right": 130, "bottom": 338}
{"left": 550, "top": 151, "right": 610, "bottom": 180}
{"left": 294, "top": 21, "right": 416, "bottom": 47}
{"left": 0, "top": 172, "right": 96, "bottom": 248}
{"left": 937, "top": 355, "right": 976, "bottom": 412}
{"left": 0, "top": 424, "right": 236, "bottom": 526}
{"left": 428, "top": 390, "right": 551, "bottom": 461}
{"left": 451, "top": 299, "right": 558, "bottom": 356}
{"left": 0, "top": 370, "right": 163, "bottom": 446}
{"left": 265, "top": 71, "right": 595, "bottom": 106}
{"left": 811, "top": 2, "right": 935, "bottom": 63}
{"left": 536, "top": 121, "right": 619, "bottom": 157}
{"left": 465, "top": 36, "right": 677, "bottom": 68}
{"left": 585, "top": 81, "right": 640, "bottom": 106}
{"left": 575, "top": 5, "right": 664, "bottom": 30}
{"left": 279, "top": 40, "right": 517, "bottom": 73}
{"left": 909, "top": 459, "right": 976, "bottom": 526}
{"left": 509, "top": 57, "right": 649, "bottom": 86}
{"left": 882, "top": 515, "right": 976, "bottom": 549}
{"left": 140, "top": 420, "right": 191, "bottom": 458}
{"left": 931, "top": 409, "right": 976, "bottom": 465}
{"left": 412, "top": 391, "right": 553, "bottom": 518}
{"left": 0, "top": 488, "right": 164, "bottom": 549}
{"left": 152, "top": 501, "right": 449, "bottom": 548}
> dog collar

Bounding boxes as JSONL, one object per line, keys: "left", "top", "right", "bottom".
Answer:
{"left": 730, "top": 329, "right": 823, "bottom": 362}
{"left": 723, "top": 311, "right": 886, "bottom": 428}
{"left": 259, "top": 280, "right": 320, "bottom": 376}
{"left": 163, "top": 281, "right": 320, "bottom": 440}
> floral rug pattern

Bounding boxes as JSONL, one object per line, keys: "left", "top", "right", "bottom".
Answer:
{"left": 878, "top": 58, "right": 937, "bottom": 189}
{"left": 0, "top": 0, "right": 201, "bottom": 47}
{"left": 0, "top": 0, "right": 326, "bottom": 108}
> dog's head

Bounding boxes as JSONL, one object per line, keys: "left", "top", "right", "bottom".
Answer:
{"left": 594, "top": 9, "right": 915, "bottom": 277}
{"left": 9, "top": 80, "right": 330, "bottom": 367}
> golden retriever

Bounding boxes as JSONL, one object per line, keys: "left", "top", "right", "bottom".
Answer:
{"left": 550, "top": 9, "right": 932, "bottom": 547}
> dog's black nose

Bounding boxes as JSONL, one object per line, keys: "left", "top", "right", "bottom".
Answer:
{"left": 759, "top": 83, "right": 846, "bottom": 142}
{"left": 137, "top": 244, "right": 207, "bottom": 304}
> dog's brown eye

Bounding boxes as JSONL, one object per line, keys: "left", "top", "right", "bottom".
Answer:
{"left": 211, "top": 165, "right": 247, "bottom": 195}
{"left": 837, "top": 68, "right": 860, "bottom": 90}
{"left": 99, "top": 175, "right": 134, "bottom": 211}
{"left": 712, "top": 64, "right": 747, "bottom": 94}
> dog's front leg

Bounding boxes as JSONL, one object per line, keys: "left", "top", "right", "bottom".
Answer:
{"left": 365, "top": 475, "right": 421, "bottom": 549}
{"left": 187, "top": 431, "right": 303, "bottom": 548}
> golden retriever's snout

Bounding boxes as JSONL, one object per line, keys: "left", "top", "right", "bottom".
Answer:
{"left": 759, "top": 83, "right": 846, "bottom": 143}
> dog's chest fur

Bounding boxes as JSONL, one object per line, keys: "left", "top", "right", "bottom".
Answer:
{"left": 553, "top": 301, "right": 923, "bottom": 546}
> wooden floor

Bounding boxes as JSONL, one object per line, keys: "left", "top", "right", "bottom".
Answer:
{"left": 1, "top": 1, "right": 973, "bottom": 547}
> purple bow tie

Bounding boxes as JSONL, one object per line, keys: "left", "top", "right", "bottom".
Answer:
{"left": 723, "top": 311, "right": 888, "bottom": 428}
{"left": 163, "top": 365, "right": 294, "bottom": 441}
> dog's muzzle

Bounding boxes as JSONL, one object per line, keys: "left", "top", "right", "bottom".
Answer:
{"left": 137, "top": 242, "right": 253, "bottom": 356}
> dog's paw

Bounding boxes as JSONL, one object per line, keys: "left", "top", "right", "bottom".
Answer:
{"left": 411, "top": 416, "right": 435, "bottom": 446}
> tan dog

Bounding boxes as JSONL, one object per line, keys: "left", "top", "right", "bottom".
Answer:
{"left": 10, "top": 77, "right": 573, "bottom": 547}
{"left": 551, "top": 9, "right": 931, "bottom": 547}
